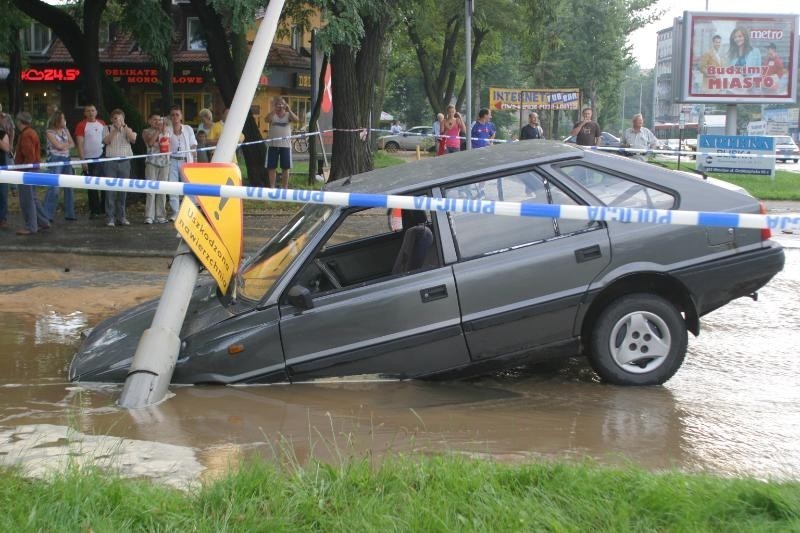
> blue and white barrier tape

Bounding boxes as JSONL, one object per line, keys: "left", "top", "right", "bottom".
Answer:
{"left": 0, "top": 130, "right": 321, "bottom": 172}
{"left": 1, "top": 170, "right": 797, "bottom": 232}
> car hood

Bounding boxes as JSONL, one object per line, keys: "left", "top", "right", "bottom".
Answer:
{"left": 68, "top": 279, "right": 232, "bottom": 382}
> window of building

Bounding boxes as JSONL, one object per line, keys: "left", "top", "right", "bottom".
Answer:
{"left": 291, "top": 25, "right": 303, "bottom": 51}
{"left": 187, "top": 17, "right": 206, "bottom": 51}
{"left": 286, "top": 95, "right": 310, "bottom": 129}
{"left": 146, "top": 92, "right": 212, "bottom": 124}
{"left": 21, "top": 22, "right": 52, "bottom": 54}
{"left": 99, "top": 22, "right": 111, "bottom": 51}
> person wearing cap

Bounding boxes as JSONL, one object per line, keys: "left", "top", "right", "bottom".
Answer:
{"left": 14, "top": 111, "right": 50, "bottom": 235}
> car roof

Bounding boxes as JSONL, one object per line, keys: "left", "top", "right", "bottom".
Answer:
{"left": 325, "top": 141, "right": 583, "bottom": 194}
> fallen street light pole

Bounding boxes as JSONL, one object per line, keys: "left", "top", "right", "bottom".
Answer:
{"left": 118, "top": 0, "right": 287, "bottom": 408}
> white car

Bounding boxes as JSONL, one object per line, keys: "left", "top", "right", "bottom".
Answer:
{"left": 771, "top": 135, "right": 800, "bottom": 163}
{"left": 378, "top": 126, "right": 435, "bottom": 152}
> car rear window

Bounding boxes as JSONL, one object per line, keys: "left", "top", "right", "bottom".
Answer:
{"left": 558, "top": 165, "right": 675, "bottom": 209}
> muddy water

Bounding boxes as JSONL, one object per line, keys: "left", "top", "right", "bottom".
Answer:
{"left": 1, "top": 239, "right": 798, "bottom": 487}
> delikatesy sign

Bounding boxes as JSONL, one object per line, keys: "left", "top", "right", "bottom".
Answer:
{"left": 695, "top": 135, "right": 775, "bottom": 177}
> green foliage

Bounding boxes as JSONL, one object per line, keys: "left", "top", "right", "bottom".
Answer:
{"left": 120, "top": 0, "right": 172, "bottom": 68}
{"left": 1, "top": 458, "right": 799, "bottom": 530}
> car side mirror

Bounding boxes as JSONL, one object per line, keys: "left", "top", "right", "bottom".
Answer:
{"left": 287, "top": 285, "right": 314, "bottom": 310}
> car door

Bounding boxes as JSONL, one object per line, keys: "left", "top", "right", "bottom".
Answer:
{"left": 444, "top": 170, "right": 611, "bottom": 361}
{"left": 279, "top": 206, "right": 470, "bottom": 381}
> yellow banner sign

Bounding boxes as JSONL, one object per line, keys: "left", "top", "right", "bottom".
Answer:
{"left": 175, "top": 198, "right": 235, "bottom": 294}
{"left": 489, "top": 88, "right": 581, "bottom": 111}
{"left": 180, "top": 163, "right": 244, "bottom": 276}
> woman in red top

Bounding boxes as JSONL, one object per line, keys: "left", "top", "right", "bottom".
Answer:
{"left": 14, "top": 111, "right": 50, "bottom": 235}
{"left": 440, "top": 105, "right": 466, "bottom": 154}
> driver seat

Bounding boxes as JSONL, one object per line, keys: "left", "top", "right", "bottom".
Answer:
{"left": 391, "top": 225, "right": 433, "bottom": 275}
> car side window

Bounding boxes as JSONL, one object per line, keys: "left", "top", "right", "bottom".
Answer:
{"left": 558, "top": 164, "right": 675, "bottom": 209}
{"left": 289, "top": 206, "right": 438, "bottom": 298}
{"left": 444, "top": 172, "right": 561, "bottom": 258}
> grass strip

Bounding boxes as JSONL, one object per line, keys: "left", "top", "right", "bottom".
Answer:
{"left": 657, "top": 161, "right": 800, "bottom": 201}
{"left": 1, "top": 456, "right": 798, "bottom": 531}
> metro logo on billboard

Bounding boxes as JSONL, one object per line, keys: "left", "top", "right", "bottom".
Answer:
{"left": 681, "top": 12, "right": 800, "bottom": 104}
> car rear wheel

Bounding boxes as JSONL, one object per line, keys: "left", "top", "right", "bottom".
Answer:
{"left": 589, "top": 294, "right": 687, "bottom": 385}
{"left": 384, "top": 141, "right": 400, "bottom": 153}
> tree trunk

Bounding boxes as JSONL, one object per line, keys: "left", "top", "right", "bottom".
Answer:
{"left": 7, "top": 31, "right": 22, "bottom": 115}
{"left": 190, "top": 0, "right": 266, "bottom": 186}
{"left": 12, "top": 0, "right": 108, "bottom": 111}
{"left": 159, "top": 0, "right": 174, "bottom": 115}
{"left": 329, "top": 10, "right": 392, "bottom": 181}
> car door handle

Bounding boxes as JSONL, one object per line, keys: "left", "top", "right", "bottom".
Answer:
{"left": 575, "top": 245, "right": 602, "bottom": 263}
{"left": 420, "top": 285, "right": 447, "bottom": 303}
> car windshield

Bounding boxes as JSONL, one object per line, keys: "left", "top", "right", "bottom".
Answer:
{"left": 236, "top": 204, "right": 334, "bottom": 304}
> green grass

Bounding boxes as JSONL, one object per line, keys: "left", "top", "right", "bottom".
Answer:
{"left": 1, "top": 456, "right": 798, "bottom": 531}
{"left": 657, "top": 160, "right": 800, "bottom": 201}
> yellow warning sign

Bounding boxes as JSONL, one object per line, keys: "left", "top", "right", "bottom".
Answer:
{"left": 175, "top": 198, "right": 235, "bottom": 293}
{"left": 180, "top": 163, "right": 244, "bottom": 274}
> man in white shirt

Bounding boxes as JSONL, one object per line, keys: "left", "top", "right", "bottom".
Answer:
{"left": 166, "top": 105, "right": 197, "bottom": 219}
{"left": 75, "top": 104, "right": 106, "bottom": 218}
{"left": 621, "top": 113, "right": 658, "bottom": 161}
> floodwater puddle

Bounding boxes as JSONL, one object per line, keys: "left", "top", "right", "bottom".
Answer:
{"left": 0, "top": 240, "right": 798, "bottom": 486}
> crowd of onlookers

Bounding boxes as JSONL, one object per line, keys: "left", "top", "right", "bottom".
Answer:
{"left": 0, "top": 96, "right": 303, "bottom": 236}
{"left": 0, "top": 103, "right": 235, "bottom": 235}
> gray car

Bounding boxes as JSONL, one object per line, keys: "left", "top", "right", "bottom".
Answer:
{"left": 70, "top": 142, "right": 784, "bottom": 386}
{"left": 378, "top": 126, "right": 435, "bottom": 152}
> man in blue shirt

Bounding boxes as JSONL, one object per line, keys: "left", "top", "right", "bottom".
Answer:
{"left": 471, "top": 108, "right": 496, "bottom": 148}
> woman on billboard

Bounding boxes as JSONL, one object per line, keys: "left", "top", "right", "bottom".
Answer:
{"left": 728, "top": 27, "right": 761, "bottom": 68}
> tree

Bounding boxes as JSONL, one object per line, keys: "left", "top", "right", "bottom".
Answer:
{"left": 12, "top": 0, "right": 109, "bottom": 111}
{"left": 314, "top": 0, "right": 398, "bottom": 181}
{"left": 186, "top": 0, "right": 313, "bottom": 186}
{"left": 0, "top": 0, "right": 27, "bottom": 114}
{"left": 546, "top": 0, "right": 659, "bottom": 129}
{"left": 397, "top": 0, "right": 559, "bottom": 118}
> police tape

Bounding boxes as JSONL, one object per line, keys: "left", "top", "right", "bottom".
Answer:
{"left": 0, "top": 130, "right": 322, "bottom": 172}
{"left": 1, "top": 169, "right": 798, "bottom": 232}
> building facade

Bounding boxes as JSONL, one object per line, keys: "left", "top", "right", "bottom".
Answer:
{"left": 9, "top": 4, "right": 315, "bottom": 134}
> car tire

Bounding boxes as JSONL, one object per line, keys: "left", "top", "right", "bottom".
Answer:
{"left": 588, "top": 293, "right": 687, "bottom": 386}
{"left": 384, "top": 141, "right": 400, "bottom": 153}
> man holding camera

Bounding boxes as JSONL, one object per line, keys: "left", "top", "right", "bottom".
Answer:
{"left": 101, "top": 109, "right": 137, "bottom": 226}
{"left": 265, "top": 97, "right": 298, "bottom": 188}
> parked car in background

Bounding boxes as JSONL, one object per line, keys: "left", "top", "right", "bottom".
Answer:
{"left": 770, "top": 135, "right": 800, "bottom": 163}
{"left": 70, "top": 142, "right": 784, "bottom": 388}
{"left": 378, "top": 126, "right": 435, "bottom": 152}
{"left": 563, "top": 131, "right": 621, "bottom": 148}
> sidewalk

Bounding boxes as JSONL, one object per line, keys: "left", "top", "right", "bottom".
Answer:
{"left": 1, "top": 201, "right": 798, "bottom": 258}
{"left": 0, "top": 209, "right": 296, "bottom": 258}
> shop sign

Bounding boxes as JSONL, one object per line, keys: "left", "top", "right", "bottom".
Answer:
{"left": 105, "top": 67, "right": 205, "bottom": 85}
{"left": 695, "top": 135, "right": 775, "bottom": 177}
{"left": 21, "top": 67, "right": 81, "bottom": 82}
{"left": 294, "top": 73, "right": 311, "bottom": 89}
{"left": 488, "top": 87, "right": 580, "bottom": 110}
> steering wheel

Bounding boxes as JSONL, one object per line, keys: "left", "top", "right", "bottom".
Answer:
{"left": 314, "top": 259, "right": 342, "bottom": 289}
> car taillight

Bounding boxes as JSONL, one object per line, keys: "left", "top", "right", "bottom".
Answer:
{"left": 759, "top": 202, "right": 771, "bottom": 241}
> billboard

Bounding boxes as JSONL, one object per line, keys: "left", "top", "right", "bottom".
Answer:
{"left": 488, "top": 88, "right": 580, "bottom": 111}
{"left": 680, "top": 12, "right": 799, "bottom": 103}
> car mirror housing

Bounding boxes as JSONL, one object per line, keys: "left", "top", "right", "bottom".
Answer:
{"left": 287, "top": 285, "right": 314, "bottom": 310}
